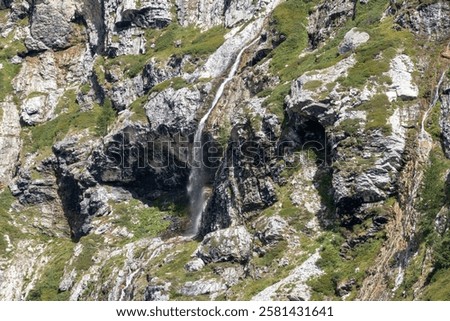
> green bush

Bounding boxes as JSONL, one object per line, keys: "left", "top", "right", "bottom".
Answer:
{"left": 356, "top": 94, "right": 392, "bottom": 134}
{"left": 95, "top": 99, "right": 116, "bottom": 136}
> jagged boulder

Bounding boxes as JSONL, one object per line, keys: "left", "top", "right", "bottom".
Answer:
{"left": 196, "top": 226, "right": 253, "bottom": 264}
{"left": 338, "top": 28, "right": 370, "bottom": 55}
{"left": 144, "top": 87, "right": 202, "bottom": 130}
{"left": 29, "top": 0, "right": 78, "bottom": 51}
{"left": 254, "top": 215, "right": 289, "bottom": 245}
{"left": 184, "top": 258, "right": 205, "bottom": 272}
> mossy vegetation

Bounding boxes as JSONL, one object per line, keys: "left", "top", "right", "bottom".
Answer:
{"left": 73, "top": 234, "right": 103, "bottom": 272}
{"left": 106, "top": 25, "right": 226, "bottom": 78}
{"left": 110, "top": 199, "right": 171, "bottom": 240}
{"left": 22, "top": 90, "right": 115, "bottom": 153}
{"left": 0, "top": 60, "right": 21, "bottom": 102}
{"left": 129, "top": 94, "right": 149, "bottom": 122}
{"left": 27, "top": 240, "right": 74, "bottom": 301}
{"left": 356, "top": 93, "right": 392, "bottom": 134}
{"left": 95, "top": 98, "right": 116, "bottom": 136}
{"left": 421, "top": 268, "right": 450, "bottom": 300}
{"left": 0, "top": 189, "right": 23, "bottom": 255}
{"left": 309, "top": 231, "right": 385, "bottom": 300}
{"left": 418, "top": 148, "right": 450, "bottom": 243}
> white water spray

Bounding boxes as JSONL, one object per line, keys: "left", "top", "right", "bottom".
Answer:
{"left": 186, "top": 39, "right": 258, "bottom": 237}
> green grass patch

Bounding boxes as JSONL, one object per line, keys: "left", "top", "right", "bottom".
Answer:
{"left": 269, "top": 0, "right": 319, "bottom": 80}
{"left": 107, "top": 25, "right": 226, "bottom": 78}
{"left": 23, "top": 90, "right": 107, "bottom": 153}
{"left": 93, "top": 56, "right": 106, "bottom": 85}
{"left": 356, "top": 93, "right": 392, "bottom": 134}
{"left": 234, "top": 241, "right": 290, "bottom": 300}
{"left": 302, "top": 80, "right": 323, "bottom": 91}
{"left": 309, "top": 231, "right": 385, "bottom": 300}
{"left": 0, "top": 10, "right": 9, "bottom": 24}
{"left": 421, "top": 268, "right": 450, "bottom": 300}
{"left": 338, "top": 118, "right": 361, "bottom": 136}
{"left": 393, "top": 244, "right": 427, "bottom": 300}
{"left": 340, "top": 17, "right": 415, "bottom": 89}
{"left": 263, "top": 83, "right": 290, "bottom": 119}
{"left": 27, "top": 92, "right": 48, "bottom": 99}
{"left": 418, "top": 148, "right": 450, "bottom": 242}
{"left": 110, "top": 199, "right": 171, "bottom": 240}
{"left": 0, "top": 60, "right": 21, "bottom": 102}
{"left": 27, "top": 240, "right": 74, "bottom": 301}
{"left": 95, "top": 98, "right": 116, "bottom": 136}
{"left": 0, "top": 189, "right": 23, "bottom": 256}
{"left": 150, "top": 77, "right": 190, "bottom": 93}
{"left": 129, "top": 95, "right": 149, "bottom": 122}
{"left": 425, "top": 101, "right": 442, "bottom": 140}
{"left": 73, "top": 234, "right": 103, "bottom": 272}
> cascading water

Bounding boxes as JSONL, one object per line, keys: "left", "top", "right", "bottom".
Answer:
{"left": 186, "top": 39, "right": 258, "bottom": 237}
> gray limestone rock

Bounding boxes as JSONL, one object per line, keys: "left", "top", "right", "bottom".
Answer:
{"left": 144, "top": 87, "right": 202, "bottom": 130}
{"left": 116, "top": 0, "right": 172, "bottom": 29}
{"left": 254, "top": 215, "right": 289, "bottom": 245}
{"left": 185, "top": 258, "right": 205, "bottom": 272}
{"left": 396, "top": 1, "right": 450, "bottom": 41}
{"left": 0, "top": 100, "right": 21, "bottom": 185}
{"left": 144, "top": 284, "right": 170, "bottom": 301}
{"left": 175, "top": 0, "right": 276, "bottom": 29}
{"left": 29, "top": 1, "right": 77, "bottom": 51}
{"left": 179, "top": 279, "right": 226, "bottom": 296}
{"left": 338, "top": 28, "right": 370, "bottom": 55}
{"left": 441, "top": 84, "right": 450, "bottom": 158}
{"left": 308, "top": 0, "right": 355, "bottom": 49}
{"left": 196, "top": 226, "right": 253, "bottom": 264}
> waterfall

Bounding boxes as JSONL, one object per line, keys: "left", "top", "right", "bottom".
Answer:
{"left": 186, "top": 39, "right": 257, "bottom": 237}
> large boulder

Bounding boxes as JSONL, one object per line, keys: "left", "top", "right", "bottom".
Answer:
{"left": 196, "top": 226, "right": 253, "bottom": 264}
{"left": 29, "top": 0, "right": 78, "bottom": 51}
{"left": 338, "top": 28, "right": 370, "bottom": 55}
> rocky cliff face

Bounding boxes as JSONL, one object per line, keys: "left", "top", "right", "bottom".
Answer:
{"left": 1, "top": 0, "right": 450, "bottom": 301}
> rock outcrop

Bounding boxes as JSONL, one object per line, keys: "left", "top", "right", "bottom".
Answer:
{"left": 196, "top": 226, "right": 253, "bottom": 264}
